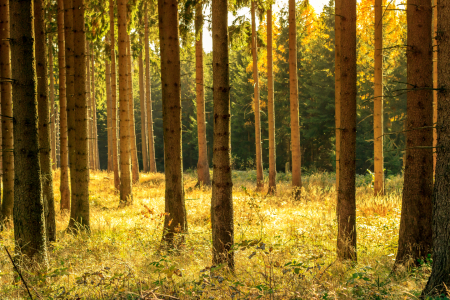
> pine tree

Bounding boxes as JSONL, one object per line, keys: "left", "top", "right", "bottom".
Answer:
{"left": 267, "top": 6, "right": 276, "bottom": 195}
{"left": 127, "top": 35, "right": 139, "bottom": 184}
{"left": 49, "top": 34, "right": 57, "bottom": 171}
{"left": 139, "top": 49, "right": 149, "bottom": 173}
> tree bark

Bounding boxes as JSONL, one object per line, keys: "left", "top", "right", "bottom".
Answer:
{"left": 106, "top": 40, "right": 113, "bottom": 172}
{"left": 110, "top": 0, "right": 120, "bottom": 189}
{"left": 11, "top": 0, "right": 48, "bottom": 263}
{"left": 0, "top": 0, "right": 14, "bottom": 225}
{"left": 145, "top": 5, "right": 157, "bottom": 173}
{"left": 373, "top": 0, "right": 384, "bottom": 195}
{"left": 49, "top": 34, "right": 57, "bottom": 171}
{"left": 158, "top": 0, "right": 187, "bottom": 243}
{"left": 337, "top": 0, "right": 357, "bottom": 261}
{"left": 138, "top": 51, "right": 149, "bottom": 173}
{"left": 211, "top": 0, "right": 234, "bottom": 270}
{"left": 433, "top": 0, "right": 438, "bottom": 174}
{"left": 267, "top": 6, "right": 276, "bottom": 195}
{"left": 118, "top": 0, "right": 132, "bottom": 205}
{"left": 58, "top": 0, "right": 70, "bottom": 211}
{"left": 92, "top": 52, "right": 99, "bottom": 170}
{"left": 395, "top": 0, "right": 433, "bottom": 266}
{"left": 195, "top": 1, "right": 211, "bottom": 187}
{"left": 86, "top": 41, "right": 94, "bottom": 170}
{"left": 68, "top": 0, "right": 90, "bottom": 230}
{"left": 35, "top": 0, "right": 56, "bottom": 242}
{"left": 251, "top": 1, "right": 264, "bottom": 190}
{"left": 127, "top": 35, "right": 139, "bottom": 183}
{"left": 335, "top": 0, "right": 341, "bottom": 196}
{"left": 289, "top": 0, "right": 301, "bottom": 199}
{"left": 422, "top": 2, "right": 450, "bottom": 295}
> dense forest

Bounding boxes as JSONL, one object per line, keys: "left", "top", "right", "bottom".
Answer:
{"left": 1, "top": 0, "right": 450, "bottom": 298}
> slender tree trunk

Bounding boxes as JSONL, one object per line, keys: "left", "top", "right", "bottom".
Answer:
{"left": 289, "top": 0, "right": 301, "bottom": 199}
{"left": 267, "top": 6, "right": 276, "bottom": 195}
{"left": 106, "top": 44, "right": 113, "bottom": 172}
{"left": 139, "top": 52, "right": 149, "bottom": 173}
{"left": 195, "top": 1, "right": 211, "bottom": 187}
{"left": 11, "top": 0, "right": 48, "bottom": 263}
{"left": 92, "top": 53, "right": 99, "bottom": 170}
{"left": 58, "top": 0, "right": 70, "bottom": 211}
{"left": 395, "top": 0, "right": 433, "bottom": 265}
{"left": 158, "top": 0, "right": 187, "bottom": 243}
{"left": 251, "top": 1, "right": 264, "bottom": 190}
{"left": 35, "top": 0, "right": 56, "bottom": 242}
{"left": 433, "top": 0, "right": 438, "bottom": 174}
{"left": 0, "top": 0, "right": 13, "bottom": 225}
{"left": 110, "top": 0, "right": 120, "bottom": 188}
{"left": 422, "top": 2, "right": 450, "bottom": 295}
{"left": 335, "top": 0, "right": 341, "bottom": 195}
{"left": 211, "top": 0, "right": 234, "bottom": 270}
{"left": 56, "top": 105, "right": 60, "bottom": 167}
{"left": 373, "top": 0, "right": 384, "bottom": 195}
{"left": 49, "top": 34, "right": 57, "bottom": 171}
{"left": 127, "top": 36, "right": 139, "bottom": 183}
{"left": 337, "top": 0, "right": 357, "bottom": 261}
{"left": 86, "top": 41, "right": 94, "bottom": 170}
{"left": 145, "top": 5, "right": 157, "bottom": 173}
{"left": 118, "top": 0, "right": 132, "bottom": 205}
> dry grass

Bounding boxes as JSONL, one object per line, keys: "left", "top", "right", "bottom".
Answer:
{"left": 0, "top": 170, "right": 431, "bottom": 299}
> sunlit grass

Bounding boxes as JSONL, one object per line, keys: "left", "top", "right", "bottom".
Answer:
{"left": 0, "top": 170, "right": 430, "bottom": 299}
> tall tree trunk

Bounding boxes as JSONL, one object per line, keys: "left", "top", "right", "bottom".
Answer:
{"left": 158, "top": 0, "right": 187, "bottom": 242}
{"left": 145, "top": 5, "right": 157, "bottom": 173}
{"left": 92, "top": 53, "right": 99, "bottom": 170}
{"left": 139, "top": 52, "right": 149, "bottom": 173}
{"left": 106, "top": 43, "right": 113, "bottom": 172}
{"left": 86, "top": 41, "right": 94, "bottom": 170}
{"left": 211, "top": 0, "right": 234, "bottom": 270}
{"left": 127, "top": 36, "right": 139, "bottom": 183}
{"left": 289, "top": 0, "right": 301, "bottom": 199}
{"left": 56, "top": 105, "right": 60, "bottom": 167}
{"left": 433, "top": 0, "right": 438, "bottom": 174}
{"left": 11, "top": 0, "right": 48, "bottom": 263}
{"left": 373, "top": 0, "right": 384, "bottom": 195}
{"left": 118, "top": 0, "right": 132, "bottom": 205}
{"left": 110, "top": 0, "right": 120, "bottom": 189}
{"left": 0, "top": 0, "right": 14, "bottom": 225}
{"left": 58, "top": 0, "right": 70, "bottom": 210}
{"left": 49, "top": 34, "right": 57, "bottom": 171}
{"left": 267, "top": 6, "right": 276, "bottom": 195}
{"left": 68, "top": 0, "right": 89, "bottom": 230}
{"left": 395, "top": 0, "right": 433, "bottom": 265}
{"left": 35, "top": 0, "right": 56, "bottom": 242}
{"left": 422, "top": 2, "right": 450, "bottom": 295}
{"left": 251, "top": 1, "right": 264, "bottom": 190}
{"left": 195, "top": 1, "right": 211, "bottom": 187}
{"left": 335, "top": 0, "right": 341, "bottom": 195}
{"left": 337, "top": 0, "right": 357, "bottom": 261}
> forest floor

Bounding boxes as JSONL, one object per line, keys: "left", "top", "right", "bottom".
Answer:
{"left": 0, "top": 170, "right": 432, "bottom": 299}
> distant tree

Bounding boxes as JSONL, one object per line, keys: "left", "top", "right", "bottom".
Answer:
{"left": 138, "top": 36, "right": 149, "bottom": 172}
{"left": 87, "top": 42, "right": 95, "bottom": 170}
{"left": 337, "top": 0, "right": 357, "bottom": 261}
{"left": 158, "top": 0, "right": 187, "bottom": 242}
{"left": 395, "top": 0, "right": 432, "bottom": 266}
{"left": 267, "top": 5, "right": 276, "bottom": 195}
{"left": 127, "top": 35, "right": 139, "bottom": 184}
{"left": 11, "top": 0, "right": 48, "bottom": 263}
{"left": 35, "top": 0, "right": 56, "bottom": 242}
{"left": 211, "top": 0, "right": 234, "bottom": 269}
{"left": 49, "top": 34, "right": 57, "bottom": 171}
{"left": 105, "top": 37, "right": 114, "bottom": 172}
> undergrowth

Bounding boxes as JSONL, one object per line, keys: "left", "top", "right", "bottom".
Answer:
{"left": 0, "top": 170, "right": 435, "bottom": 299}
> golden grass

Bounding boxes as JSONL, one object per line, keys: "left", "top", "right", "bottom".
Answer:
{"left": 0, "top": 170, "right": 431, "bottom": 299}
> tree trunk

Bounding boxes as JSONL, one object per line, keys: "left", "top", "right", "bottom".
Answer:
{"left": 289, "top": 0, "right": 301, "bottom": 199}
{"left": 58, "top": 0, "right": 70, "bottom": 211}
{"left": 337, "top": 0, "right": 357, "bottom": 261}
{"left": 49, "top": 34, "right": 57, "bottom": 171}
{"left": 251, "top": 1, "right": 264, "bottom": 190}
{"left": 422, "top": 2, "right": 450, "bottom": 295}
{"left": 395, "top": 0, "right": 433, "bottom": 266}
{"left": 138, "top": 51, "right": 149, "bottom": 173}
{"left": 267, "top": 6, "right": 276, "bottom": 195}
{"left": 110, "top": 0, "right": 120, "bottom": 189}
{"left": 86, "top": 41, "right": 94, "bottom": 170}
{"left": 158, "top": 0, "right": 187, "bottom": 243}
{"left": 106, "top": 42, "right": 113, "bottom": 172}
{"left": 433, "top": 0, "right": 438, "bottom": 174}
{"left": 211, "top": 0, "right": 234, "bottom": 270}
{"left": 11, "top": 0, "right": 48, "bottom": 263}
{"left": 68, "top": 0, "right": 89, "bottom": 230}
{"left": 373, "top": 0, "right": 384, "bottom": 195}
{"left": 195, "top": 1, "right": 211, "bottom": 187}
{"left": 35, "top": 0, "right": 56, "bottom": 243}
{"left": 0, "top": 0, "right": 14, "bottom": 225}
{"left": 118, "top": 0, "right": 132, "bottom": 205}
{"left": 92, "top": 52, "right": 99, "bottom": 170}
{"left": 335, "top": 0, "right": 341, "bottom": 196}
{"left": 127, "top": 36, "right": 139, "bottom": 183}
{"left": 145, "top": 5, "right": 157, "bottom": 173}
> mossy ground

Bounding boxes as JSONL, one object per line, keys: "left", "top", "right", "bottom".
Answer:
{"left": 0, "top": 170, "right": 433, "bottom": 299}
